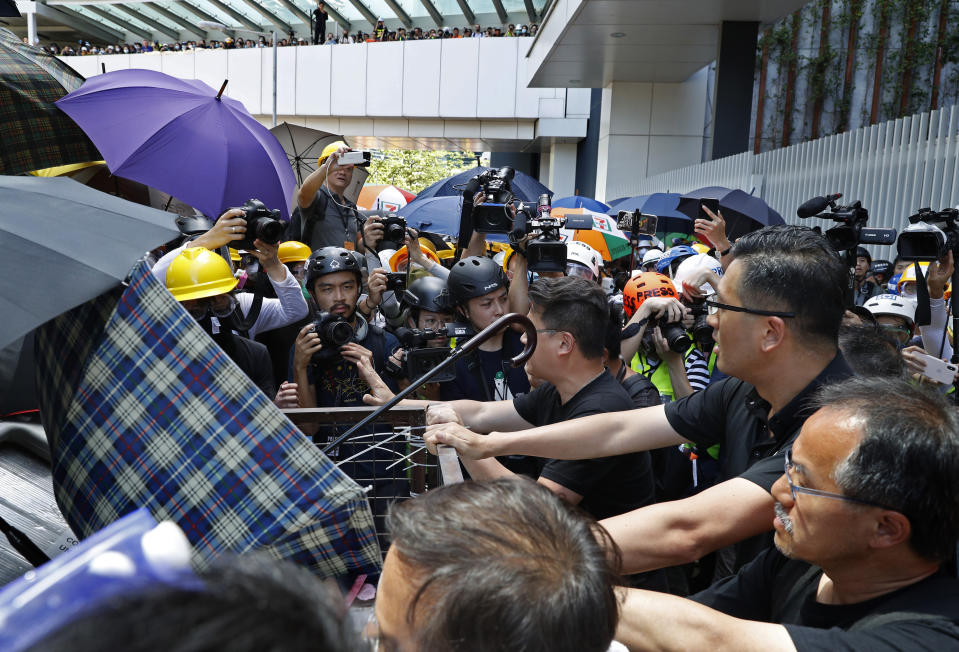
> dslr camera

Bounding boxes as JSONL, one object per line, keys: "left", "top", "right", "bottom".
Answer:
{"left": 374, "top": 213, "right": 407, "bottom": 251}
{"left": 897, "top": 207, "right": 959, "bottom": 262}
{"left": 231, "top": 198, "right": 284, "bottom": 251}
{"left": 385, "top": 272, "right": 407, "bottom": 293}
{"left": 471, "top": 167, "right": 517, "bottom": 234}
{"left": 640, "top": 316, "right": 691, "bottom": 355}
{"left": 310, "top": 311, "right": 356, "bottom": 364}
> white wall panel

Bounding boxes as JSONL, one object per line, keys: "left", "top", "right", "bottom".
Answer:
{"left": 476, "top": 37, "right": 517, "bottom": 118}
{"left": 295, "top": 46, "right": 331, "bottom": 116}
{"left": 194, "top": 49, "right": 228, "bottom": 97}
{"left": 401, "top": 40, "right": 441, "bottom": 117}
{"left": 97, "top": 54, "right": 131, "bottom": 74}
{"left": 439, "top": 38, "right": 479, "bottom": 118}
{"left": 66, "top": 56, "right": 99, "bottom": 77}
{"left": 366, "top": 42, "right": 404, "bottom": 117}
{"left": 130, "top": 54, "right": 162, "bottom": 72}
{"left": 161, "top": 51, "right": 194, "bottom": 79}
{"left": 227, "top": 48, "right": 262, "bottom": 114}
{"left": 330, "top": 43, "right": 367, "bottom": 116}
{"left": 261, "top": 46, "right": 297, "bottom": 116}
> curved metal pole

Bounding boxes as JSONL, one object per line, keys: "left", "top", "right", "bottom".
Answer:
{"left": 321, "top": 313, "right": 536, "bottom": 453}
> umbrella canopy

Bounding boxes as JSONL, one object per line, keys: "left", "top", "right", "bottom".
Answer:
{"left": 34, "top": 260, "right": 381, "bottom": 579}
{"left": 357, "top": 184, "right": 415, "bottom": 212}
{"left": 552, "top": 195, "right": 610, "bottom": 212}
{"left": 269, "top": 122, "right": 367, "bottom": 205}
{"left": 677, "top": 186, "right": 785, "bottom": 241}
{"left": 0, "top": 27, "right": 100, "bottom": 176}
{"left": 0, "top": 175, "right": 179, "bottom": 350}
{"left": 554, "top": 208, "right": 631, "bottom": 261}
{"left": 414, "top": 166, "right": 552, "bottom": 203}
{"left": 57, "top": 69, "right": 296, "bottom": 220}
{"left": 0, "top": 1, "right": 19, "bottom": 17}
{"left": 606, "top": 192, "right": 692, "bottom": 236}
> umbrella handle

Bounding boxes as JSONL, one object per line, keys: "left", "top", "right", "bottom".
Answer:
{"left": 454, "top": 313, "right": 537, "bottom": 367}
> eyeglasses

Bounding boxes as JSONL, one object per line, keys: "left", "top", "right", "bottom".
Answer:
{"left": 783, "top": 450, "right": 885, "bottom": 508}
{"left": 879, "top": 323, "right": 912, "bottom": 343}
{"left": 704, "top": 299, "right": 796, "bottom": 318}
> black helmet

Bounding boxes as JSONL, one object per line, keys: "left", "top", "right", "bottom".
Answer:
{"left": 403, "top": 276, "right": 451, "bottom": 313}
{"left": 447, "top": 256, "right": 508, "bottom": 305}
{"left": 306, "top": 246, "right": 362, "bottom": 287}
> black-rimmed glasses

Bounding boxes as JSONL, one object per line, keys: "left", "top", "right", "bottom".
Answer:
{"left": 784, "top": 450, "right": 886, "bottom": 509}
{"left": 704, "top": 299, "right": 796, "bottom": 318}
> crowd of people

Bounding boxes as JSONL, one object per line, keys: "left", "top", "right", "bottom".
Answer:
{"left": 50, "top": 8, "right": 538, "bottom": 57}
{"left": 22, "top": 140, "right": 959, "bottom": 649}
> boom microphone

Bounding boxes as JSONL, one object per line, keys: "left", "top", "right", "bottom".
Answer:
{"left": 797, "top": 193, "right": 843, "bottom": 219}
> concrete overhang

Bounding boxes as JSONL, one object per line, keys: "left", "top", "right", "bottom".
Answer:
{"left": 526, "top": 0, "right": 809, "bottom": 87}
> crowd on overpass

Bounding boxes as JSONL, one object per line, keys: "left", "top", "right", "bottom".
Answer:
{"left": 49, "top": 21, "right": 537, "bottom": 56}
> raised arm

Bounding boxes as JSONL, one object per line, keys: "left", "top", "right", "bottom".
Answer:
{"left": 425, "top": 403, "right": 686, "bottom": 460}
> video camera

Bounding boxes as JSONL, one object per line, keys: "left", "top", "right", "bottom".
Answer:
{"left": 393, "top": 323, "right": 473, "bottom": 382}
{"left": 506, "top": 196, "right": 593, "bottom": 274}
{"left": 230, "top": 198, "right": 285, "bottom": 251}
{"left": 471, "top": 167, "right": 517, "bottom": 233}
{"left": 796, "top": 193, "right": 897, "bottom": 253}
{"left": 897, "top": 207, "right": 959, "bottom": 262}
{"left": 310, "top": 311, "right": 356, "bottom": 364}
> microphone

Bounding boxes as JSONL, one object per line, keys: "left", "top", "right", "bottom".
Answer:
{"left": 393, "top": 327, "right": 418, "bottom": 347}
{"left": 462, "top": 176, "right": 481, "bottom": 199}
{"left": 510, "top": 207, "right": 528, "bottom": 243}
{"left": 797, "top": 193, "right": 842, "bottom": 219}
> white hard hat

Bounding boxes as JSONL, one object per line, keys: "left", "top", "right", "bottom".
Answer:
{"left": 566, "top": 241, "right": 601, "bottom": 280}
{"left": 672, "top": 253, "right": 723, "bottom": 294}
{"left": 864, "top": 293, "right": 916, "bottom": 328}
{"left": 641, "top": 248, "right": 664, "bottom": 267}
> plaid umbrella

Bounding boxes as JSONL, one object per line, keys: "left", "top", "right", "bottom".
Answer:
{"left": 0, "top": 27, "right": 100, "bottom": 176}
{"left": 34, "top": 261, "right": 381, "bottom": 578}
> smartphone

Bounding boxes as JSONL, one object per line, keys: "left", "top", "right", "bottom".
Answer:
{"left": 914, "top": 352, "right": 959, "bottom": 385}
{"left": 699, "top": 198, "right": 719, "bottom": 220}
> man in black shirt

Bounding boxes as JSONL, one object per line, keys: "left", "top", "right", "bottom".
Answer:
{"left": 311, "top": 1, "right": 327, "bottom": 45}
{"left": 428, "top": 226, "right": 851, "bottom": 578}
{"left": 418, "top": 276, "right": 657, "bottom": 522}
{"left": 615, "top": 376, "right": 959, "bottom": 650}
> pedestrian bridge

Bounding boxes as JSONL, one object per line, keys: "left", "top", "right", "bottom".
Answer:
{"left": 60, "top": 38, "right": 589, "bottom": 153}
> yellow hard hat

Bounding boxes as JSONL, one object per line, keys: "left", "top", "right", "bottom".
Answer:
{"left": 228, "top": 248, "right": 241, "bottom": 262}
{"left": 897, "top": 262, "right": 930, "bottom": 294}
{"left": 278, "top": 240, "right": 312, "bottom": 263}
{"left": 318, "top": 140, "right": 349, "bottom": 167}
{"left": 389, "top": 245, "right": 440, "bottom": 272}
{"left": 166, "top": 248, "right": 238, "bottom": 302}
{"left": 691, "top": 242, "right": 710, "bottom": 255}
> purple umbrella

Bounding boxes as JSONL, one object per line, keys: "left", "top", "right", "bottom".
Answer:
{"left": 56, "top": 69, "right": 295, "bottom": 220}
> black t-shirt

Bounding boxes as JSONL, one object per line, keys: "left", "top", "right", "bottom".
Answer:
{"left": 513, "top": 371, "right": 656, "bottom": 521}
{"left": 692, "top": 548, "right": 959, "bottom": 650}
{"left": 439, "top": 330, "right": 531, "bottom": 402}
{"left": 662, "top": 353, "right": 852, "bottom": 571}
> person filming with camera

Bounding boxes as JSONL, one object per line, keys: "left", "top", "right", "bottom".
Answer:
{"left": 292, "top": 246, "right": 400, "bottom": 416}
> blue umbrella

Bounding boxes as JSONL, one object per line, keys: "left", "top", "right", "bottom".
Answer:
{"left": 397, "top": 195, "right": 508, "bottom": 243}
{"left": 606, "top": 192, "right": 692, "bottom": 236}
{"left": 415, "top": 166, "right": 552, "bottom": 203}
{"left": 552, "top": 195, "right": 610, "bottom": 212}
{"left": 676, "top": 186, "right": 784, "bottom": 241}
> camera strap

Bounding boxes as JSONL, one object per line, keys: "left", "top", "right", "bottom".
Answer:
{"left": 228, "top": 272, "right": 268, "bottom": 335}
{"left": 914, "top": 262, "right": 932, "bottom": 327}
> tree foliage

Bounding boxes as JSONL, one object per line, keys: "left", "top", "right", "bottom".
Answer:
{"left": 366, "top": 150, "right": 480, "bottom": 193}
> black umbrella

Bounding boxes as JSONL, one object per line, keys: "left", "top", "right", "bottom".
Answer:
{"left": 676, "top": 186, "right": 785, "bottom": 241}
{"left": 0, "top": 175, "right": 179, "bottom": 350}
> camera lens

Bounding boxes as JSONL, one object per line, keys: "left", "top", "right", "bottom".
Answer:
{"left": 325, "top": 320, "right": 354, "bottom": 346}
{"left": 660, "top": 321, "right": 691, "bottom": 353}
{"left": 256, "top": 218, "right": 284, "bottom": 245}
